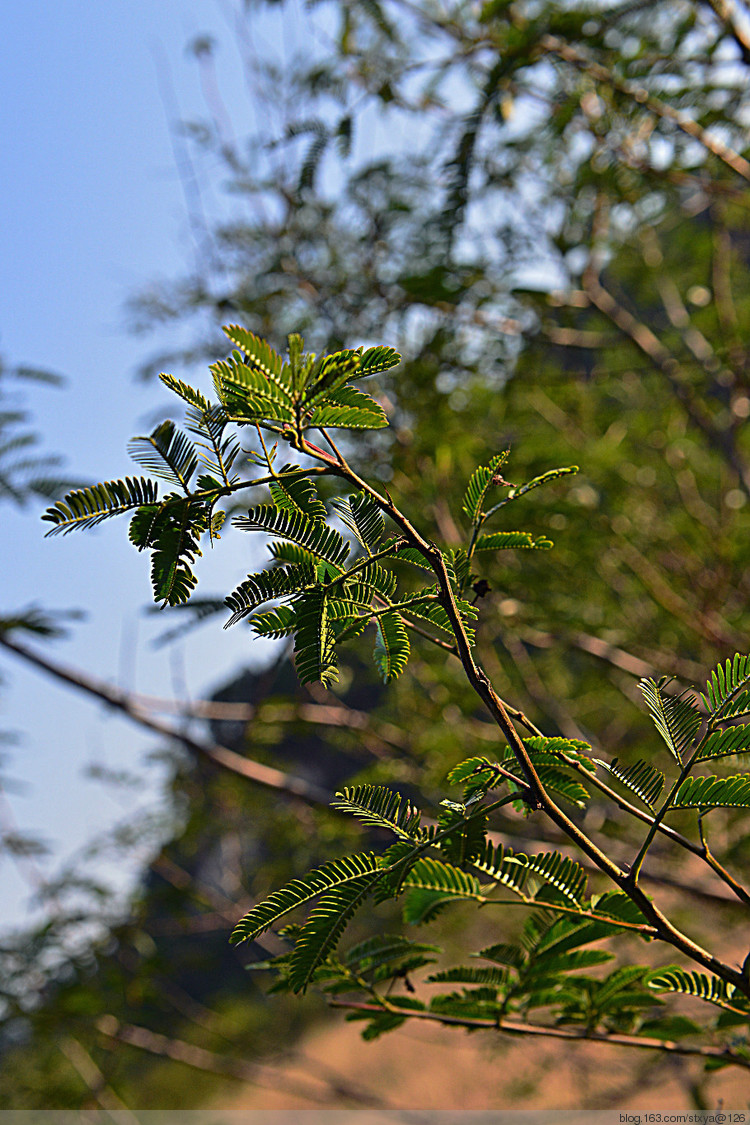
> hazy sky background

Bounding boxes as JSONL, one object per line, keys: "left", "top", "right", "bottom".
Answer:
{"left": 0, "top": 1, "right": 296, "bottom": 926}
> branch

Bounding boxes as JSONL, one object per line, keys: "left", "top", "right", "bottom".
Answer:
{"left": 581, "top": 273, "right": 750, "bottom": 499}
{"left": 0, "top": 634, "right": 331, "bottom": 807}
{"left": 703, "top": 0, "right": 750, "bottom": 66}
{"left": 95, "top": 1016, "right": 388, "bottom": 1108}
{"left": 286, "top": 433, "right": 750, "bottom": 993}
{"left": 329, "top": 1001, "right": 750, "bottom": 1070}
{"left": 540, "top": 34, "right": 750, "bottom": 183}
{"left": 59, "top": 1037, "right": 138, "bottom": 1118}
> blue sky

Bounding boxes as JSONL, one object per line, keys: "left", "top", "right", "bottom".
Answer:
{"left": 0, "top": 1, "right": 288, "bottom": 925}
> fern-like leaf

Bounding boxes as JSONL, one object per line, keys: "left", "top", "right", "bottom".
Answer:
{"left": 648, "top": 967, "right": 750, "bottom": 1013}
{"left": 42, "top": 477, "right": 159, "bottom": 535}
{"left": 344, "top": 934, "right": 440, "bottom": 975}
{"left": 158, "top": 372, "right": 212, "bottom": 414}
{"left": 304, "top": 349, "right": 362, "bottom": 403}
{"left": 427, "top": 966, "right": 509, "bottom": 988}
{"left": 355, "top": 561, "right": 398, "bottom": 599}
{"left": 127, "top": 421, "right": 198, "bottom": 491}
{"left": 212, "top": 352, "right": 294, "bottom": 424}
{"left": 373, "top": 610, "right": 410, "bottom": 682}
{"left": 288, "top": 875, "right": 381, "bottom": 992}
{"left": 702, "top": 653, "right": 750, "bottom": 717}
{"left": 358, "top": 344, "right": 401, "bottom": 376}
{"left": 523, "top": 736, "right": 595, "bottom": 768}
{"left": 696, "top": 724, "right": 750, "bottom": 762}
{"left": 293, "top": 586, "right": 338, "bottom": 686}
{"left": 269, "top": 468, "right": 327, "bottom": 523}
{"left": 331, "top": 785, "right": 423, "bottom": 839}
{"left": 222, "top": 324, "right": 286, "bottom": 379}
{"left": 670, "top": 773, "right": 750, "bottom": 809}
{"left": 404, "top": 857, "right": 481, "bottom": 900}
{"left": 485, "top": 465, "right": 578, "bottom": 517}
{"left": 640, "top": 677, "right": 701, "bottom": 765}
{"left": 402, "top": 859, "right": 483, "bottom": 922}
{"left": 473, "top": 530, "right": 553, "bottom": 551}
{"left": 129, "top": 497, "right": 208, "bottom": 606}
{"left": 230, "top": 852, "right": 384, "bottom": 945}
{"left": 472, "top": 841, "right": 587, "bottom": 906}
{"left": 331, "top": 491, "right": 385, "bottom": 551}
{"left": 594, "top": 757, "right": 665, "bottom": 810}
{"left": 462, "top": 452, "right": 510, "bottom": 524}
{"left": 224, "top": 565, "right": 312, "bottom": 628}
{"left": 234, "top": 504, "right": 350, "bottom": 568}
{"left": 309, "top": 384, "right": 388, "bottom": 430}
{"left": 250, "top": 605, "right": 297, "bottom": 637}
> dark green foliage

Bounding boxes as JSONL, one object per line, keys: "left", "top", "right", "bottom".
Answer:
{"left": 127, "top": 421, "right": 198, "bottom": 491}
{"left": 697, "top": 725, "right": 750, "bottom": 762}
{"left": 373, "top": 610, "right": 410, "bottom": 683}
{"left": 702, "top": 655, "right": 750, "bottom": 719}
{"left": 594, "top": 758, "right": 665, "bottom": 810}
{"left": 44, "top": 323, "right": 750, "bottom": 1072}
{"left": 230, "top": 852, "right": 384, "bottom": 946}
{"left": 42, "top": 477, "right": 159, "bottom": 535}
{"left": 649, "top": 968, "right": 750, "bottom": 1015}
{"left": 330, "top": 785, "right": 423, "bottom": 839}
{"left": 640, "top": 677, "right": 702, "bottom": 765}
{"left": 234, "top": 505, "right": 351, "bottom": 569}
{"left": 670, "top": 774, "right": 750, "bottom": 811}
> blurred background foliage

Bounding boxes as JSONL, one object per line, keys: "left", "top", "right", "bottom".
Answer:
{"left": 3, "top": 0, "right": 750, "bottom": 1108}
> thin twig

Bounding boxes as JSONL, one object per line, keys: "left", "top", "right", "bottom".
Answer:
{"left": 540, "top": 34, "right": 750, "bottom": 183}
{"left": 329, "top": 1001, "right": 750, "bottom": 1070}
{"left": 95, "top": 1016, "right": 387, "bottom": 1107}
{"left": 0, "top": 634, "right": 331, "bottom": 807}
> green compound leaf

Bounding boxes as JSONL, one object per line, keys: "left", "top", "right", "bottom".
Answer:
{"left": 522, "top": 894, "right": 647, "bottom": 957}
{"left": 289, "top": 875, "right": 381, "bottom": 993}
{"left": 523, "top": 736, "right": 595, "bottom": 768}
{"left": 373, "top": 609, "right": 410, "bottom": 682}
{"left": 129, "top": 497, "right": 209, "bottom": 606}
{"left": 670, "top": 773, "right": 750, "bottom": 810}
{"left": 332, "top": 491, "right": 385, "bottom": 551}
{"left": 309, "top": 384, "right": 388, "bottom": 430}
{"left": 221, "top": 325, "right": 287, "bottom": 383}
{"left": 250, "top": 605, "right": 297, "bottom": 637}
{"left": 701, "top": 653, "right": 750, "bottom": 717}
{"left": 426, "top": 966, "right": 510, "bottom": 988}
{"left": 230, "top": 852, "right": 384, "bottom": 945}
{"left": 447, "top": 756, "right": 506, "bottom": 796}
{"left": 211, "top": 352, "right": 294, "bottom": 424}
{"left": 487, "top": 465, "right": 578, "bottom": 516}
{"left": 330, "top": 784, "right": 423, "bottom": 839}
{"left": 358, "top": 344, "right": 401, "bottom": 376}
{"left": 594, "top": 757, "right": 665, "bottom": 810}
{"left": 355, "top": 561, "right": 399, "bottom": 600}
{"left": 640, "top": 677, "right": 701, "bottom": 765}
{"left": 472, "top": 840, "right": 588, "bottom": 906}
{"left": 473, "top": 530, "right": 553, "bottom": 551}
{"left": 127, "top": 420, "right": 198, "bottom": 491}
{"left": 648, "top": 967, "right": 750, "bottom": 1014}
{"left": 224, "top": 564, "right": 313, "bottom": 628}
{"left": 158, "top": 372, "right": 212, "bottom": 414}
{"left": 344, "top": 934, "right": 440, "bottom": 976}
{"left": 269, "top": 467, "right": 328, "bottom": 523}
{"left": 402, "top": 857, "right": 482, "bottom": 924}
{"left": 42, "top": 477, "right": 159, "bottom": 535}
{"left": 696, "top": 723, "right": 750, "bottom": 762}
{"left": 234, "top": 504, "right": 350, "bottom": 568}
{"left": 462, "top": 452, "right": 510, "bottom": 524}
{"left": 398, "top": 587, "right": 472, "bottom": 639}
{"left": 294, "top": 586, "right": 338, "bottom": 686}
{"left": 304, "top": 349, "right": 362, "bottom": 404}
